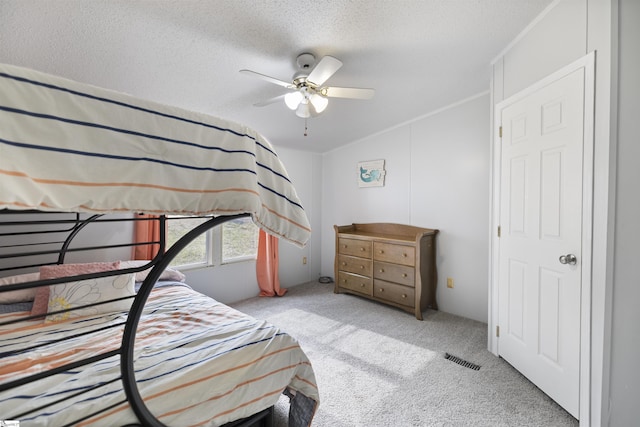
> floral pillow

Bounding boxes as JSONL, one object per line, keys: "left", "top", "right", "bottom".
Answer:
{"left": 31, "top": 261, "right": 122, "bottom": 318}
{"left": 45, "top": 273, "right": 135, "bottom": 323}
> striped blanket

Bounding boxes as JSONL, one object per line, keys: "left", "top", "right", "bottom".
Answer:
{"left": 0, "top": 285, "right": 319, "bottom": 426}
{"left": 0, "top": 63, "right": 310, "bottom": 247}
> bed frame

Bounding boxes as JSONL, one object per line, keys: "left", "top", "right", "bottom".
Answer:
{"left": 0, "top": 210, "right": 274, "bottom": 427}
{"left": 0, "top": 62, "right": 316, "bottom": 426}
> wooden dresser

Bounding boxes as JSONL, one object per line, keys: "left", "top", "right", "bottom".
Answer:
{"left": 334, "top": 223, "right": 438, "bottom": 320}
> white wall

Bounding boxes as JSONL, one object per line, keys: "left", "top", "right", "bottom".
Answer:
{"left": 321, "top": 93, "right": 490, "bottom": 323}
{"left": 492, "top": 0, "right": 587, "bottom": 103}
{"left": 609, "top": 1, "right": 640, "bottom": 425}
{"left": 410, "top": 95, "right": 490, "bottom": 322}
{"left": 499, "top": 0, "right": 587, "bottom": 99}
{"left": 273, "top": 146, "right": 323, "bottom": 284}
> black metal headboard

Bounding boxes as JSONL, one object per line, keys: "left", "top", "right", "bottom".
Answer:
{"left": 0, "top": 210, "right": 165, "bottom": 275}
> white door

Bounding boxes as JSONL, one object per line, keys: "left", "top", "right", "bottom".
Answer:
{"left": 497, "top": 67, "right": 586, "bottom": 418}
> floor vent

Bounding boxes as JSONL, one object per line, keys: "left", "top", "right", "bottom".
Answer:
{"left": 444, "top": 353, "right": 481, "bottom": 371}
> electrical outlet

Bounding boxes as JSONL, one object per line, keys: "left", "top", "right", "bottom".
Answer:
{"left": 302, "top": 256, "right": 307, "bottom": 265}
{"left": 447, "top": 277, "right": 454, "bottom": 288}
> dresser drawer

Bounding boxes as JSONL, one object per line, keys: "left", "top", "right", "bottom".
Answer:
{"left": 338, "top": 254, "right": 372, "bottom": 276}
{"left": 338, "top": 271, "right": 373, "bottom": 295}
{"left": 374, "top": 279, "right": 415, "bottom": 308}
{"left": 338, "top": 238, "right": 372, "bottom": 258}
{"left": 373, "top": 242, "right": 415, "bottom": 266}
{"left": 373, "top": 261, "right": 414, "bottom": 287}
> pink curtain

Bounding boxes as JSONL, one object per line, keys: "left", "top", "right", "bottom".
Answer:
{"left": 256, "top": 229, "right": 287, "bottom": 297}
{"left": 133, "top": 214, "right": 162, "bottom": 260}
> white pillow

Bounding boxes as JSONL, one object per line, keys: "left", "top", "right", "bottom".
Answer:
{"left": 45, "top": 273, "right": 135, "bottom": 323}
{"left": 0, "top": 272, "right": 40, "bottom": 303}
{"left": 119, "top": 260, "right": 185, "bottom": 282}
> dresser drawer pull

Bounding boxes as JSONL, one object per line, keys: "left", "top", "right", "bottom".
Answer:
{"left": 403, "top": 253, "right": 408, "bottom": 257}
{"left": 379, "top": 268, "right": 384, "bottom": 273}
{"left": 360, "top": 247, "right": 365, "bottom": 251}
{"left": 379, "top": 288, "right": 384, "bottom": 292}
{"left": 342, "top": 262, "right": 347, "bottom": 266}
{"left": 402, "top": 294, "right": 407, "bottom": 298}
{"left": 343, "top": 279, "right": 347, "bottom": 283}
{"left": 379, "top": 250, "right": 384, "bottom": 254}
{"left": 360, "top": 265, "right": 364, "bottom": 269}
{"left": 360, "top": 283, "right": 366, "bottom": 287}
{"left": 402, "top": 273, "right": 407, "bottom": 278}
{"left": 343, "top": 244, "right": 347, "bottom": 249}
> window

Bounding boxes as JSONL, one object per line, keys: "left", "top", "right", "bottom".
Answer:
{"left": 221, "top": 216, "right": 259, "bottom": 262}
{"left": 166, "top": 215, "right": 258, "bottom": 268}
{"left": 166, "top": 216, "right": 210, "bottom": 267}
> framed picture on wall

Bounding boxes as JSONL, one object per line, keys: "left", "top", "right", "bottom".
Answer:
{"left": 357, "top": 159, "right": 386, "bottom": 187}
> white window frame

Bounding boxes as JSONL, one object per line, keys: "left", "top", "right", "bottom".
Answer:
{"left": 167, "top": 216, "right": 257, "bottom": 270}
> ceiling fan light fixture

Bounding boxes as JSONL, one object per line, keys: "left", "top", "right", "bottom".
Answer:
{"left": 309, "top": 93, "right": 328, "bottom": 114}
{"left": 295, "top": 101, "right": 311, "bottom": 118}
{"left": 241, "top": 53, "right": 375, "bottom": 121}
{"left": 285, "top": 91, "right": 304, "bottom": 110}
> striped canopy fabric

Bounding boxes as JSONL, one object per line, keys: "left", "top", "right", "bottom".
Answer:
{"left": 0, "top": 63, "right": 311, "bottom": 246}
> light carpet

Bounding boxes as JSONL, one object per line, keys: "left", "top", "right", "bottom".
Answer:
{"left": 231, "top": 281, "right": 578, "bottom": 427}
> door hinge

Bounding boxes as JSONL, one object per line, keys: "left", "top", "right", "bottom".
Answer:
{"left": 499, "top": 126, "right": 502, "bottom": 138}
{"left": 497, "top": 226, "right": 501, "bottom": 238}
{"left": 496, "top": 326, "right": 500, "bottom": 337}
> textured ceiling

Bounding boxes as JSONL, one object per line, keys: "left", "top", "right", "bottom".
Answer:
{"left": 0, "top": 0, "right": 551, "bottom": 153}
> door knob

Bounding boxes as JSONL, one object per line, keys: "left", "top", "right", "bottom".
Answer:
{"left": 559, "top": 254, "right": 577, "bottom": 265}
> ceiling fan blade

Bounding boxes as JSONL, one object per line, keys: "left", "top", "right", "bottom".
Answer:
{"left": 253, "top": 94, "right": 287, "bottom": 107}
{"left": 239, "top": 69, "right": 294, "bottom": 89}
{"left": 323, "top": 86, "right": 375, "bottom": 100}
{"left": 306, "top": 56, "right": 343, "bottom": 86}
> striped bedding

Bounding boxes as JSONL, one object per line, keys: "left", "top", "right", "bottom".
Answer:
{"left": 0, "top": 63, "right": 310, "bottom": 247}
{"left": 0, "top": 284, "right": 319, "bottom": 426}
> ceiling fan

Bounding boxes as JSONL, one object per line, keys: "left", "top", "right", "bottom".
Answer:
{"left": 240, "top": 53, "right": 375, "bottom": 118}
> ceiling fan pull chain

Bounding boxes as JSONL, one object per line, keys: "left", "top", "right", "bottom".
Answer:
{"left": 304, "top": 118, "right": 308, "bottom": 137}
